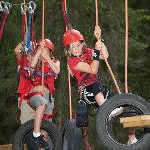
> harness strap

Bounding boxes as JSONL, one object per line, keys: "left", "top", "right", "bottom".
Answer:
{"left": 43, "top": 108, "right": 55, "bottom": 119}
{"left": 18, "top": 93, "right": 27, "bottom": 107}
{"left": 0, "top": 12, "right": 9, "bottom": 42}
{"left": 31, "top": 15, "right": 36, "bottom": 53}
{"left": 21, "top": 13, "right": 26, "bottom": 40}
{"left": 61, "top": 0, "right": 71, "bottom": 30}
{"left": 34, "top": 71, "right": 57, "bottom": 78}
{"left": 26, "top": 14, "right": 32, "bottom": 53}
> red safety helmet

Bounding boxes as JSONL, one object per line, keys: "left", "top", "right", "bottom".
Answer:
{"left": 63, "top": 29, "right": 84, "bottom": 47}
{"left": 38, "top": 39, "right": 54, "bottom": 52}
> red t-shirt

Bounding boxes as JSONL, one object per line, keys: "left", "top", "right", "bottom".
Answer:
{"left": 67, "top": 48, "right": 98, "bottom": 87}
{"left": 17, "top": 54, "right": 57, "bottom": 95}
{"left": 17, "top": 54, "right": 32, "bottom": 94}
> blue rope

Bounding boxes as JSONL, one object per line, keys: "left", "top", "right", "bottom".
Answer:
{"left": 26, "top": 14, "right": 32, "bottom": 53}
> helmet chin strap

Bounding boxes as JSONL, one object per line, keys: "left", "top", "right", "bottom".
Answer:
{"left": 71, "top": 51, "right": 82, "bottom": 58}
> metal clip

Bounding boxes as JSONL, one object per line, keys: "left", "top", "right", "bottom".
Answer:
{"left": 3, "top": 2, "right": 12, "bottom": 13}
{"left": 0, "top": 1, "right": 5, "bottom": 12}
{"left": 27, "top": 1, "right": 36, "bottom": 14}
{"left": 21, "top": 3, "right": 27, "bottom": 14}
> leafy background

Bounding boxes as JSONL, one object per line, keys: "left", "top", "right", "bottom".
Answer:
{"left": 0, "top": 0, "right": 149, "bottom": 149}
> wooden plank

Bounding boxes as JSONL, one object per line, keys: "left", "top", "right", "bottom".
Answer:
{"left": 0, "top": 144, "right": 11, "bottom": 150}
{"left": 120, "top": 115, "right": 150, "bottom": 123}
{"left": 123, "top": 120, "right": 150, "bottom": 128}
{"left": 0, "top": 144, "right": 27, "bottom": 150}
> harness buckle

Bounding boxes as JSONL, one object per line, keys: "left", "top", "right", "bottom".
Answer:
{"left": 79, "top": 84, "right": 96, "bottom": 105}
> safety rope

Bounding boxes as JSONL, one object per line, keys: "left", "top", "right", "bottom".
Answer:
{"left": 26, "top": 14, "right": 32, "bottom": 52}
{"left": 20, "top": 1, "right": 37, "bottom": 55}
{"left": 0, "top": 13, "right": 8, "bottom": 42}
{"left": 62, "top": 0, "right": 73, "bottom": 120}
{"left": 26, "top": 1, "right": 36, "bottom": 54}
{"left": 125, "top": 0, "right": 129, "bottom": 93}
{"left": 61, "top": 0, "right": 71, "bottom": 30}
{"left": 21, "top": 8, "right": 26, "bottom": 40}
{"left": 31, "top": 15, "right": 36, "bottom": 53}
{"left": 0, "top": 1, "right": 11, "bottom": 42}
{"left": 95, "top": 0, "right": 121, "bottom": 94}
{"left": 21, "top": 0, "right": 28, "bottom": 54}
{"left": 41, "top": 0, "right": 45, "bottom": 94}
{"left": 0, "top": 1, "right": 36, "bottom": 44}
{"left": 95, "top": 0, "right": 98, "bottom": 26}
{"left": 23, "top": 0, "right": 28, "bottom": 35}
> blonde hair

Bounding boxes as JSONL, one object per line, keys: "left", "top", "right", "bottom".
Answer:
{"left": 64, "top": 45, "right": 72, "bottom": 57}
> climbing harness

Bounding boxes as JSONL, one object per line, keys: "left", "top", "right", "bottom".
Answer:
{"left": 79, "top": 84, "right": 96, "bottom": 105}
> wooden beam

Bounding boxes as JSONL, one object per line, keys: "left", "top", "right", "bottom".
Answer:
{"left": 0, "top": 144, "right": 27, "bottom": 150}
{"left": 120, "top": 115, "right": 150, "bottom": 128}
{"left": 123, "top": 120, "right": 150, "bottom": 128}
{"left": 120, "top": 115, "right": 150, "bottom": 123}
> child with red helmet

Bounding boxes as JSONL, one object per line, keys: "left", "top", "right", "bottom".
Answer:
{"left": 63, "top": 27, "right": 124, "bottom": 121}
{"left": 63, "top": 27, "right": 109, "bottom": 105}
{"left": 63, "top": 27, "right": 137, "bottom": 144}
{"left": 14, "top": 39, "right": 60, "bottom": 149}
{"left": 14, "top": 42, "right": 35, "bottom": 124}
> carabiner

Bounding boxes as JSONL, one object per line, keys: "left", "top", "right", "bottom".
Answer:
{"left": 27, "top": 1, "right": 36, "bottom": 14}
{"left": 0, "top": 1, "right": 5, "bottom": 12}
{"left": 21, "top": 3, "right": 27, "bottom": 14}
{"left": 3, "top": 2, "right": 12, "bottom": 13}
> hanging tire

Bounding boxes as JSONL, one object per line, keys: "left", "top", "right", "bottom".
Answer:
{"left": 12, "top": 119, "right": 57, "bottom": 150}
{"left": 62, "top": 119, "right": 83, "bottom": 150}
{"left": 96, "top": 93, "right": 150, "bottom": 150}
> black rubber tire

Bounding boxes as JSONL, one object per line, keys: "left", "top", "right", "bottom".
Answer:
{"left": 12, "top": 119, "right": 57, "bottom": 150}
{"left": 62, "top": 119, "right": 83, "bottom": 150}
{"left": 96, "top": 93, "right": 150, "bottom": 150}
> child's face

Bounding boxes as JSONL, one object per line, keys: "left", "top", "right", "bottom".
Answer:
{"left": 70, "top": 41, "right": 83, "bottom": 57}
